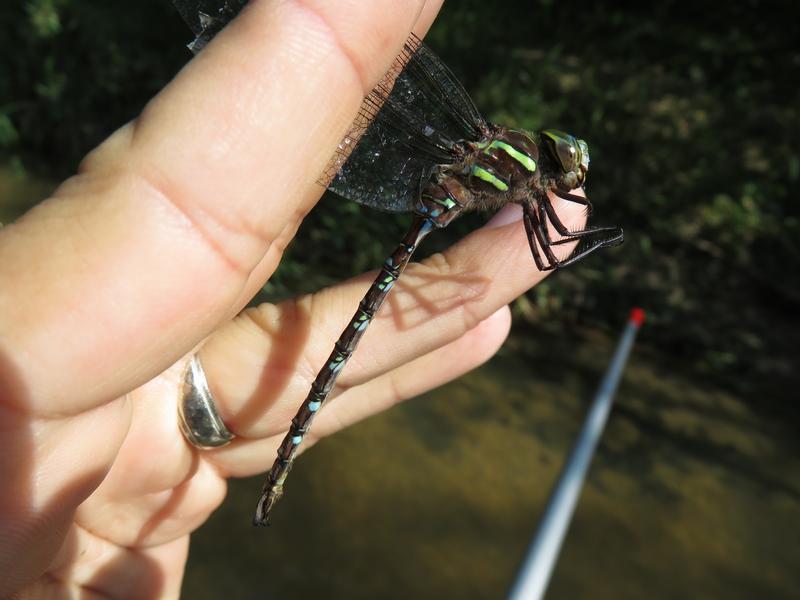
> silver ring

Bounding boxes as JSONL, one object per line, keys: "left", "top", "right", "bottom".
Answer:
{"left": 178, "top": 354, "right": 235, "bottom": 449}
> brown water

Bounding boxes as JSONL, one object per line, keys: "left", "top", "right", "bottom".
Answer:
{"left": 183, "top": 328, "right": 800, "bottom": 599}
{"left": 2, "top": 171, "right": 797, "bottom": 598}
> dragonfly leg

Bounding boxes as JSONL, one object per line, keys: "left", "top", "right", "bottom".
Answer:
{"left": 546, "top": 226, "right": 625, "bottom": 268}
{"left": 523, "top": 204, "right": 557, "bottom": 271}
{"left": 542, "top": 194, "right": 623, "bottom": 267}
{"left": 523, "top": 194, "right": 623, "bottom": 271}
{"left": 553, "top": 188, "right": 593, "bottom": 215}
{"left": 540, "top": 194, "right": 622, "bottom": 246}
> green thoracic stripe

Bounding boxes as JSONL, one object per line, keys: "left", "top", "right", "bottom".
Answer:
{"left": 435, "top": 197, "right": 457, "bottom": 209}
{"left": 471, "top": 165, "right": 509, "bottom": 191}
{"left": 487, "top": 140, "right": 537, "bottom": 172}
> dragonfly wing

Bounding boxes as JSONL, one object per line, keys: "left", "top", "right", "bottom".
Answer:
{"left": 324, "top": 34, "right": 489, "bottom": 213}
{"left": 172, "top": 0, "right": 247, "bottom": 53}
{"left": 326, "top": 125, "right": 439, "bottom": 213}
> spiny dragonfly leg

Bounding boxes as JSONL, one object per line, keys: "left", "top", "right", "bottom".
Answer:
{"left": 522, "top": 204, "right": 554, "bottom": 271}
{"left": 554, "top": 189, "right": 593, "bottom": 215}
{"left": 541, "top": 192, "right": 622, "bottom": 246}
{"left": 533, "top": 195, "right": 623, "bottom": 269}
{"left": 523, "top": 193, "right": 623, "bottom": 271}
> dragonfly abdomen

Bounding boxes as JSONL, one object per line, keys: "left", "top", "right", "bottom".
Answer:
{"left": 254, "top": 215, "right": 447, "bottom": 526}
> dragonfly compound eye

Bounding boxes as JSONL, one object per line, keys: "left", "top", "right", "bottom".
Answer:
{"left": 542, "top": 129, "right": 580, "bottom": 173}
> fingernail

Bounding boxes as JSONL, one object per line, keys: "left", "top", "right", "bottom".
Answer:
{"left": 484, "top": 204, "right": 523, "bottom": 229}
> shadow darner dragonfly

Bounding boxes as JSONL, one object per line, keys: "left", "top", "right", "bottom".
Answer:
{"left": 173, "top": 1, "right": 624, "bottom": 526}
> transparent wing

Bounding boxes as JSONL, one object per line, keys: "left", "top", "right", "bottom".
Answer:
{"left": 172, "top": 0, "right": 247, "bottom": 53}
{"left": 323, "top": 33, "right": 489, "bottom": 213}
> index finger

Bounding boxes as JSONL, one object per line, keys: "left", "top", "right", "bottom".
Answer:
{"left": 0, "top": 0, "right": 440, "bottom": 415}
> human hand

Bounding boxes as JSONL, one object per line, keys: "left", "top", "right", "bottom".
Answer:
{"left": 0, "top": 0, "right": 587, "bottom": 597}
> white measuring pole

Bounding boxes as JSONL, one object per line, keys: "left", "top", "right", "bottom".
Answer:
{"left": 508, "top": 308, "right": 645, "bottom": 600}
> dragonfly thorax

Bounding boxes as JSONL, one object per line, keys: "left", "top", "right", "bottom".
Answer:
{"left": 417, "top": 126, "right": 594, "bottom": 222}
{"left": 430, "top": 127, "right": 541, "bottom": 213}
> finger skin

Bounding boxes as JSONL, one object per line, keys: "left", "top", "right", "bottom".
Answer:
{"left": 210, "top": 305, "right": 512, "bottom": 477}
{"left": 312, "top": 306, "right": 512, "bottom": 438}
{"left": 0, "top": 0, "right": 426, "bottom": 417}
{"left": 44, "top": 529, "right": 188, "bottom": 599}
{"left": 0, "top": 1, "right": 441, "bottom": 596}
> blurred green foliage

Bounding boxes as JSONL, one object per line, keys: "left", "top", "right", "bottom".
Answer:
{"left": 0, "top": 0, "right": 186, "bottom": 166}
{"left": 1, "top": 0, "right": 798, "bottom": 401}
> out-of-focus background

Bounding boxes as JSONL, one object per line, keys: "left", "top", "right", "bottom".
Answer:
{"left": 1, "top": 1, "right": 798, "bottom": 598}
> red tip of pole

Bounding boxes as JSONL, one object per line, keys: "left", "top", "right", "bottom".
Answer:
{"left": 629, "top": 307, "right": 646, "bottom": 327}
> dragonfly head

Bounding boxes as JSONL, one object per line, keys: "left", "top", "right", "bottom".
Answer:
{"left": 541, "top": 129, "right": 590, "bottom": 191}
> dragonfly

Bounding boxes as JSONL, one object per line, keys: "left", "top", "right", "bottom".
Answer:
{"left": 173, "top": 0, "right": 624, "bottom": 526}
